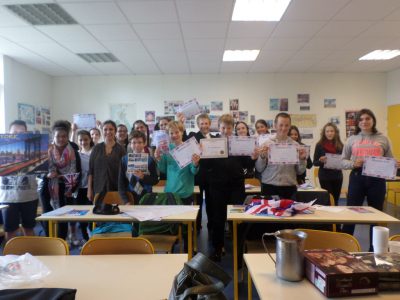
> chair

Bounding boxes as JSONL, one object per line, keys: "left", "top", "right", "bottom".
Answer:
{"left": 245, "top": 178, "right": 261, "bottom": 186}
{"left": 390, "top": 234, "right": 400, "bottom": 241}
{"left": 139, "top": 234, "right": 179, "bottom": 253}
{"left": 295, "top": 228, "right": 361, "bottom": 252}
{"left": 313, "top": 167, "right": 319, "bottom": 188}
{"left": 3, "top": 236, "right": 69, "bottom": 255}
{"left": 155, "top": 180, "right": 166, "bottom": 187}
{"left": 80, "top": 237, "right": 155, "bottom": 255}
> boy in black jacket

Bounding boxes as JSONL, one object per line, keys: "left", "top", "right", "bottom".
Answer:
{"left": 204, "top": 114, "right": 257, "bottom": 261}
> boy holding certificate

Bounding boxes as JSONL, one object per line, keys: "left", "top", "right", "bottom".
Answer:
{"left": 155, "top": 121, "right": 200, "bottom": 204}
{"left": 256, "top": 113, "right": 307, "bottom": 199}
{"left": 119, "top": 131, "right": 159, "bottom": 204}
{"left": 341, "top": 109, "right": 400, "bottom": 249}
{"left": 204, "top": 114, "right": 257, "bottom": 262}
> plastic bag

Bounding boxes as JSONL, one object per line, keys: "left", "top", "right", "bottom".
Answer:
{"left": 0, "top": 253, "right": 51, "bottom": 288}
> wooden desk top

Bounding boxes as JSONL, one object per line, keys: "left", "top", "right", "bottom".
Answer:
{"left": 15, "top": 254, "right": 186, "bottom": 300}
{"left": 227, "top": 205, "right": 400, "bottom": 224}
{"left": 37, "top": 205, "right": 199, "bottom": 222}
{"left": 244, "top": 253, "right": 399, "bottom": 300}
{"left": 153, "top": 185, "right": 201, "bottom": 194}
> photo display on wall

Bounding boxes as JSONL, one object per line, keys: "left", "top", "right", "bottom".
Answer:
{"left": 345, "top": 110, "right": 359, "bottom": 137}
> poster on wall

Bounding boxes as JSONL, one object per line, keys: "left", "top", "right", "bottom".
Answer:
{"left": 0, "top": 133, "right": 49, "bottom": 176}
{"left": 269, "top": 98, "right": 279, "bottom": 111}
{"left": 232, "top": 111, "right": 239, "bottom": 123}
{"left": 345, "top": 110, "right": 358, "bottom": 138}
{"left": 164, "top": 101, "right": 183, "bottom": 115}
{"left": 209, "top": 115, "right": 220, "bottom": 132}
{"left": 300, "top": 105, "right": 310, "bottom": 111}
{"left": 17, "top": 103, "right": 35, "bottom": 125}
{"left": 239, "top": 111, "right": 248, "bottom": 123}
{"left": 266, "top": 120, "right": 274, "bottom": 129}
{"left": 41, "top": 107, "right": 51, "bottom": 127}
{"left": 269, "top": 98, "right": 288, "bottom": 111}
{"left": 280, "top": 98, "right": 288, "bottom": 111}
{"left": 35, "top": 107, "right": 42, "bottom": 125}
{"left": 297, "top": 94, "right": 310, "bottom": 104}
{"left": 211, "top": 101, "right": 223, "bottom": 111}
{"left": 324, "top": 98, "right": 336, "bottom": 108}
{"left": 299, "top": 128, "right": 314, "bottom": 140}
{"left": 145, "top": 111, "right": 156, "bottom": 124}
{"left": 200, "top": 104, "right": 210, "bottom": 114}
{"left": 73, "top": 113, "right": 96, "bottom": 130}
{"left": 330, "top": 116, "right": 340, "bottom": 125}
{"left": 250, "top": 115, "right": 256, "bottom": 124}
{"left": 110, "top": 103, "right": 136, "bottom": 130}
{"left": 291, "top": 114, "right": 317, "bottom": 128}
{"left": 229, "top": 99, "right": 239, "bottom": 111}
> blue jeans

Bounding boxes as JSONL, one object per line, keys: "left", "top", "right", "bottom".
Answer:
{"left": 342, "top": 169, "right": 386, "bottom": 248}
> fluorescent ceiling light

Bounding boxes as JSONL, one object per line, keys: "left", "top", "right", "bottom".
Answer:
{"left": 223, "top": 50, "right": 260, "bottom": 62}
{"left": 359, "top": 50, "right": 400, "bottom": 60}
{"left": 232, "top": 0, "right": 291, "bottom": 21}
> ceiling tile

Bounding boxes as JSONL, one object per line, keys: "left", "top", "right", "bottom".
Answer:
{"left": 85, "top": 24, "right": 138, "bottom": 41}
{"left": 256, "top": 50, "right": 296, "bottom": 63}
{"left": 325, "top": 50, "right": 365, "bottom": 62}
{"left": 61, "top": 40, "right": 107, "bottom": 53}
{"left": 343, "top": 37, "right": 399, "bottom": 51}
{"left": 185, "top": 39, "right": 225, "bottom": 52}
{"left": 359, "top": 21, "right": 400, "bottom": 38}
{"left": 102, "top": 40, "right": 149, "bottom": 56}
{"left": 189, "top": 61, "right": 220, "bottom": 73}
{"left": 302, "top": 37, "right": 352, "bottom": 50}
{"left": 316, "top": 21, "right": 373, "bottom": 37}
{"left": 385, "top": 7, "right": 400, "bottom": 20}
{"left": 176, "top": 0, "right": 233, "bottom": 22}
{"left": 92, "top": 62, "right": 132, "bottom": 75}
{"left": 155, "top": 54, "right": 190, "bottom": 74}
{"left": 133, "top": 23, "right": 181, "bottom": 39}
{"left": 118, "top": 0, "right": 178, "bottom": 23}
{"left": 61, "top": 2, "right": 126, "bottom": 24}
{"left": 225, "top": 38, "right": 265, "bottom": 50}
{"left": 271, "top": 21, "right": 325, "bottom": 38}
{"left": 36, "top": 25, "right": 98, "bottom": 42}
{"left": 220, "top": 61, "right": 252, "bottom": 73}
{"left": 336, "top": 60, "right": 383, "bottom": 72}
{"left": 333, "top": 0, "right": 400, "bottom": 21}
{"left": 0, "top": 6, "right": 29, "bottom": 26}
{"left": 263, "top": 37, "right": 309, "bottom": 51}
{"left": 283, "top": 0, "right": 350, "bottom": 21}
{"left": 0, "top": 27, "right": 51, "bottom": 43}
{"left": 291, "top": 50, "right": 332, "bottom": 60}
{"left": 279, "top": 59, "right": 315, "bottom": 72}
{"left": 143, "top": 39, "right": 184, "bottom": 52}
{"left": 228, "top": 21, "right": 276, "bottom": 38}
{"left": 181, "top": 22, "right": 228, "bottom": 39}
{"left": 187, "top": 51, "right": 222, "bottom": 63}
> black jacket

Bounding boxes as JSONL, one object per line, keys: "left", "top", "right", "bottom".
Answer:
{"left": 313, "top": 143, "right": 343, "bottom": 181}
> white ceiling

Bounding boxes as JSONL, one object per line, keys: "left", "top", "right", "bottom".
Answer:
{"left": 0, "top": 0, "right": 400, "bottom": 76}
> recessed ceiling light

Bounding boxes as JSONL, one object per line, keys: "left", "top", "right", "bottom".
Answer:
{"left": 232, "top": 0, "right": 291, "bottom": 21}
{"left": 359, "top": 50, "right": 400, "bottom": 60}
{"left": 223, "top": 50, "right": 260, "bottom": 62}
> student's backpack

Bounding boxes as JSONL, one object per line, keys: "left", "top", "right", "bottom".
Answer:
{"left": 138, "top": 192, "right": 183, "bottom": 235}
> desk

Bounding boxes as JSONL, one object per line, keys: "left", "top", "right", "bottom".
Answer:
{"left": 228, "top": 206, "right": 400, "bottom": 300}
{"left": 0, "top": 204, "right": 8, "bottom": 210}
{"left": 37, "top": 205, "right": 198, "bottom": 258}
{"left": 14, "top": 254, "right": 186, "bottom": 300}
{"left": 153, "top": 185, "right": 201, "bottom": 194}
{"left": 244, "top": 253, "right": 399, "bottom": 300}
{"left": 244, "top": 186, "right": 327, "bottom": 194}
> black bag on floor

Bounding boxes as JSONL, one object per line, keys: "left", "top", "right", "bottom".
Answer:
{"left": 0, "top": 288, "right": 76, "bottom": 300}
{"left": 168, "top": 252, "right": 231, "bottom": 300}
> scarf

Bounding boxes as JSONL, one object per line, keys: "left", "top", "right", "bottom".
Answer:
{"left": 322, "top": 140, "right": 337, "bottom": 154}
{"left": 48, "top": 143, "right": 78, "bottom": 209}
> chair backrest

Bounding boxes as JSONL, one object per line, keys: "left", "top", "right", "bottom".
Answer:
{"left": 94, "top": 191, "right": 125, "bottom": 205}
{"left": 3, "top": 236, "right": 69, "bottom": 255}
{"left": 296, "top": 228, "right": 361, "bottom": 252}
{"left": 155, "top": 180, "right": 166, "bottom": 187}
{"left": 390, "top": 234, "right": 400, "bottom": 241}
{"left": 80, "top": 237, "right": 155, "bottom": 255}
{"left": 313, "top": 167, "right": 320, "bottom": 188}
{"left": 245, "top": 178, "right": 261, "bottom": 186}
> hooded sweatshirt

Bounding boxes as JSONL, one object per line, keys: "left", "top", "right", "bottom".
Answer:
{"left": 342, "top": 132, "right": 393, "bottom": 169}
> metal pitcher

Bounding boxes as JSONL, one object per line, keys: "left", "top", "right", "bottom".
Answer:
{"left": 262, "top": 229, "right": 307, "bottom": 282}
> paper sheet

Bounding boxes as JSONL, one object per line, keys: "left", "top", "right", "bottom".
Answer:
{"left": 122, "top": 206, "right": 198, "bottom": 221}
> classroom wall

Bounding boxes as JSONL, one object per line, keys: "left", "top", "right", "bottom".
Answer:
{"left": 387, "top": 68, "right": 400, "bottom": 106}
{"left": 3, "top": 56, "right": 52, "bottom": 132}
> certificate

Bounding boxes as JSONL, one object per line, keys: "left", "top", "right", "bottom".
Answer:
{"left": 257, "top": 134, "right": 272, "bottom": 146}
{"left": 228, "top": 136, "right": 257, "bottom": 156}
{"left": 178, "top": 99, "right": 201, "bottom": 119}
{"left": 73, "top": 113, "right": 96, "bottom": 130}
{"left": 298, "top": 145, "right": 310, "bottom": 158}
{"left": 362, "top": 156, "right": 397, "bottom": 180}
{"left": 324, "top": 153, "right": 343, "bottom": 170}
{"left": 268, "top": 143, "right": 299, "bottom": 165}
{"left": 127, "top": 153, "right": 149, "bottom": 174}
{"left": 170, "top": 137, "right": 201, "bottom": 169}
{"left": 200, "top": 138, "right": 228, "bottom": 159}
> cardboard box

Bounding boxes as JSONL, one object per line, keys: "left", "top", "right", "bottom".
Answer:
{"left": 358, "top": 252, "right": 400, "bottom": 291}
{"left": 304, "top": 249, "right": 379, "bottom": 297}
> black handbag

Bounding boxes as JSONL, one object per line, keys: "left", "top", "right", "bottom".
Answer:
{"left": 169, "top": 252, "right": 231, "bottom": 300}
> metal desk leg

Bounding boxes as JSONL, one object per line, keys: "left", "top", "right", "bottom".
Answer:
{"left": 248, "top": 270, "right": 252, "bottom": 300}
{"left": 48, "top": 221, "right": 53, "bottom": 237}
{"left": 193, "top": 220, "right": 197, "bottom": 252}
{"left": 233, "top": 220, "right": 238, "bottom": 300}
{"left": 178, "top": 225, "right": 183, "bottom": 253}
{"left": 54, "top": 222, "right": 58, "bottom": 238}
{"left": 188, "top": 221, "right": 193, "bottom": 259}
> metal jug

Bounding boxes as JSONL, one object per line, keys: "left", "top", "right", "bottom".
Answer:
{"left": 262, "top": 229, "right": 307, "bottom": 282}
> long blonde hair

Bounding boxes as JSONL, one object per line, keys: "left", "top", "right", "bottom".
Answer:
{"left": 317, "top": 122, "right": 343, "bottom": 151}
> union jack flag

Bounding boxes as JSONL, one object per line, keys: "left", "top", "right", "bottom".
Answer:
{"left": 62, "top": 172, "right": 79, "bottom": 192}
{"left": 245, "top": 198, "right": 316, "bottom": 217}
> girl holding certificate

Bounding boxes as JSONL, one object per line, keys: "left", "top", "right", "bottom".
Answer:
{"left": 256, "top": 113, "right": 307, "bottom": 199}
{"left": 289, "top": 125, "right": 313, "bottom": 184}
{"left": 342, "top": 109, "right": 399, "bottom": 246}
{"left": 313, "top": 123, "right": 344, "bottom": 205}
{"left": 155, "top": 121, "right": 200, "bottom": 204}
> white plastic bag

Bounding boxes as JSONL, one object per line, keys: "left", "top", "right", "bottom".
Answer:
{"left": 0, "top": 253, "right": 51, "bottom": 287}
